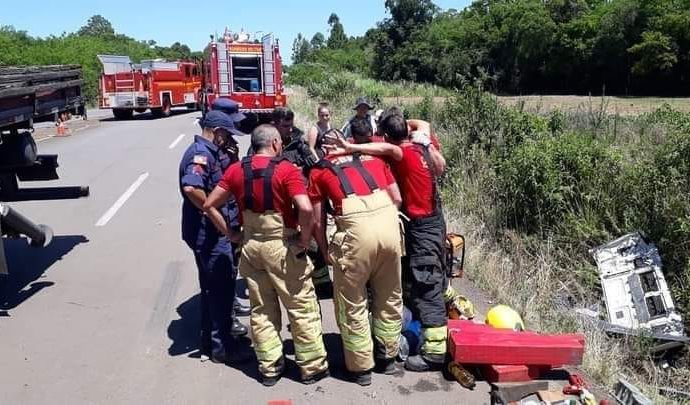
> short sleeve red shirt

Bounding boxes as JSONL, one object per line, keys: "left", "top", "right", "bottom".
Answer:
{"left": 308, "top": 154, "right": 395, "bottom": 215}
{"left": 219, "top": 156, "right": 307, "bottom": 229}
{"left": 389, "top": 143, "right": 436, "bottom": 219}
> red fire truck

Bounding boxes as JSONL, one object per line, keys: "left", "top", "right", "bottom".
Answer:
{"left": 202, "top": 31, "right": 287, "bottom": 130}
{"left": 97, "top": 55, "right": 203, "bottom": 119}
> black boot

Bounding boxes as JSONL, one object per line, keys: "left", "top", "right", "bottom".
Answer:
{"left": 404, "top": 354, "right": 445, "bottom": 372}
{"left": 230, "top": 318, "right": 248, "bottom": 337}
{"left": 260, "top": 373, "right": 282, "bottom": 387}
{"left": 302, "top": 369, "right": 330, "bottom": 385}
{"left": 349, "top": 370, "right": 372, "bottom": 386}
{"left": 374, "top": 358, "right": 400, "bottom": 375}
{"left": 233, "top": 299, "right": 251, "bottom": 317}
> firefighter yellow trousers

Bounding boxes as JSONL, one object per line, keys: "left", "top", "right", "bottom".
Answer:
{"left": 239, "top": 212, "right": 328, "bottom": 379}
{"left": 330, "top": 191, "right": 403, "bottom": 372}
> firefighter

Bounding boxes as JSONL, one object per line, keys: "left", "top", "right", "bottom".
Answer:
{"left": 203, "top": 124, "right": 329, "bottom": 386}
{"left": 272, "top": 107, "right": 333, "bottom": 298}
{"left": 306, "top": 103, "right": 332, "bottom": 159}
{"left": 309, "top": 122, "right": 404, "bottom": 386}
{"left": 341, "top": 96, "right": 378, "bottom": 140}
{"left": 326, "top": 109, "right": 448, "bottom": 373}
{"left": 178, "top": 110, "right": 249, "bottom": 364}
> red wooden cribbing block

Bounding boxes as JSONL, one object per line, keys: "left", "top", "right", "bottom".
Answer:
{"left": 448, "top": 329, "right": 585, "bottom": 366}
{"left": 448, "top": 320, "right": 585, "bottom": 345}
{"left": 482, "top": 365, "right": 553, "bottom": 382}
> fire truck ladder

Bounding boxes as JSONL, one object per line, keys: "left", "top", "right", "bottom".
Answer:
{"left": 114, "top": 72, "right": 136, "bottom": 106}
{"left": 262, "top": 34, "right": 276, "bottom": 96}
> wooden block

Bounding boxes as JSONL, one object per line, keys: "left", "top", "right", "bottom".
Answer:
{"left": 447, "top": 320, "right": 585, "bottom": 345}
{"left": 538, "top": 390, "right": 566, "bottom": 402}
{"left": 448, "top": 330, "right": 585, "bottom": 366}
{"left": 482, "top": 365, "right": 553, "bottom": 382}
{"left": 491, "top": 381, "right": 549, "bottom": 404}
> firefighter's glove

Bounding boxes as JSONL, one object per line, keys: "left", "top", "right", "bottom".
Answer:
{"left": 410, "top": 130, "right": 431, "bottom": 147}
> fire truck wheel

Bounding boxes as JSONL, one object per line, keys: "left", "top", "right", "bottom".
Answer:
{"left": 112, "top": 109, "right": 133, "bottom": 120}
{"left": 161, "top": 96, "right": 172, "bottom": 117}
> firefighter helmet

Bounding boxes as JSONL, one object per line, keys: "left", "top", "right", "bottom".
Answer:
{"left": 485, "top": 305, "right": 525, "bottom": 331}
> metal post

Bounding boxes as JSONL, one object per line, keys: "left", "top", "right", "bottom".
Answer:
{"left": 0, "top": 219, "right": 7, "bottom": 275}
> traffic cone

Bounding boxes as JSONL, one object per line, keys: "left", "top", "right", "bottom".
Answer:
{"left": 56, "top": 120, "right": 67, "bottom": 136}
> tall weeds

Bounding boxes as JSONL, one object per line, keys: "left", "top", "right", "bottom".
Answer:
{"left": 287, "top": 74, "right": 690, "bottom": 400}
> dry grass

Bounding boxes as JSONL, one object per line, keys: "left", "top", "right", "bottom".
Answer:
{"left": 289, "top": 85, "right": 688, "bottom": 403}
{"left": 383, "top": 94, "right": 690, "bottom": 117}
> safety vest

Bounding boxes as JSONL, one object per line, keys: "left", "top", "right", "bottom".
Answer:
{"left": 318, "top": 154, "right": 379, "bottom": 198}
{"left": 241, "top": 155, "right": 288, "bottom": 213}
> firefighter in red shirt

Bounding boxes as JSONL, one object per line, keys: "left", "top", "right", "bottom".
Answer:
{"left": 203, "top": 125, "right": 329, "bottom": 387}
{"left": 327, "top": 109, "right": 448, "bottom": 373}
{"left": 309, "top": 121, "right": 404, "bottom": 385}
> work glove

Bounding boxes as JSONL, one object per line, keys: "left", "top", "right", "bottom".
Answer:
{"left": 410, "top": 130, "right": 431, "bottom": 147}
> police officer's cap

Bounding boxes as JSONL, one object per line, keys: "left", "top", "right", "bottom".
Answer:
{"left": 353, "top": 96, "right": 374, "bottom": 110}
{"left": 201, "top": 110, "right": 246, "bottom": 136}
{"left": 212, "top": 99, "right": 246, "bottom": 123}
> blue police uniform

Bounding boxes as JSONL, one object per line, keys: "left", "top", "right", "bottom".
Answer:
{"left": 179, "top": 134, "right": 238, "bottom": 359}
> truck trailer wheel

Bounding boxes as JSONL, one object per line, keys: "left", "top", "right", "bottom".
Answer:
{"left": 112, "top": 109, "right": 133, "bottom": 120}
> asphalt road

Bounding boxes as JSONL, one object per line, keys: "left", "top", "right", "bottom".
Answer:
{"left": 0, "top": 109, "right": 491, "bottom": 404}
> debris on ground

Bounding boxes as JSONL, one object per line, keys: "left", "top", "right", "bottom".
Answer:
{"left": 613, "top": 378, "right": 652, "bottom": 405}
{"left": 590, "top": 232, "right": 685, "bottom": 337}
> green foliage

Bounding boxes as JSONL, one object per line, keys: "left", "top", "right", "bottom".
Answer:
{"left": 296, "top": 0, "right": 690, "bottom": 95}
{"left": 327, "top": 13, "right": 348, "bottom": 49}
{"left": 77, "top": 15, "right": 115, "bottom": 37}
{"left": 0, "top": 16, "right": 197, "bottom": 104}
{"left": 628, "top": 31, "right": 678, "bottom": 76}
{"left": 292, "top": 33, "right": 312, "bottom": 64}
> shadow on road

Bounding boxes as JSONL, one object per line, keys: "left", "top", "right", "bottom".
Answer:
{"left": 0, "top": 235, "right": 88, "bottom": 316}
{"left": 168, "top": 294, "right": 349, "bottom": 384}
{"left": 98, "top": 109, "right": 198, "bottom": 123}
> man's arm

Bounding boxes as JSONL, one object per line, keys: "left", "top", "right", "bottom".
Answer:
{"left": 386, "top": 183, "right": 403, "bottom": 208}
{"left": 311, "top": 200, "right": 330, "bottom": 263}
{"left": 293, "top": 194, "right": 314, "bottom": 249}
{"left": 202, "top": 186, "right": 233, "bottom": 240}
{"left": 428, "top": 145, "right": 446, "bottom": 176}
{"left": 306, "top": 126, "right": 320, "bottom": 159}
{"left": 347, "top": 142, "right": 403, "bottom": 161}
{"left": 183, "top": 186, "right": 207, "bottom": 211}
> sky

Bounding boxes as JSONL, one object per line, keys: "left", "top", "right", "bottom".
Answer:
{"left": 0, "top": 0, "right": 470, "bottom": 62}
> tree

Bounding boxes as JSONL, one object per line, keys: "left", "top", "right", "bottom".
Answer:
{"left": 628, "top": 31, "right": 678, "bottom": 76}
{"left": 327, "top": 13, "right": 348, "bottom": 49}
{"left": 292, "top": 33, "right": 312, "bottom": 64}
{"left": 78, "top": 15, "right": 115, "bottom": 37}
{"left": 310, "top": 32, "right": 326, "bottom": 50}
{"left": 384, "top": 0, "right": 438, "bottom": 46}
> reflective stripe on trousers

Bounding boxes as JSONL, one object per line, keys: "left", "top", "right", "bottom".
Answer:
{"left": 330, "top": 191, "right": 403, "bottom": 372}
{"left": 240, "top": 211, "right": 328, "bottom": 379}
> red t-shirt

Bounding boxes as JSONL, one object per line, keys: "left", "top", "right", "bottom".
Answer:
{"left": 219, "top": 156, "right": 307, "bottom": 229}
{"left": 389, "top": 143, "right": 436, "bottom": 219}
{"left": 308, "top": 154, "right": 395, "bottom": 215}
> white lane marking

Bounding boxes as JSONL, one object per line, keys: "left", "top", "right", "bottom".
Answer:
{"left": 95, "top": 172, "right": 150, "bottom": 227}
{"left": 168, "top": 133, "right": 186, "bottom": 150}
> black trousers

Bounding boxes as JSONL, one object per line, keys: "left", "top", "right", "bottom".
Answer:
{"left": 193, "top": 248, "right": 237, "bottom": 358}
{"left": 402, "top": 213, "right": 448, "bottom": 329}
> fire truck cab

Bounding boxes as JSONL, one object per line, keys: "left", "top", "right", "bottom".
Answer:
{"left": 203, "top": 31, "right": 287, "bottom": 131}
{"left": 98, "top": 55, "right": 203, "bottom": 119}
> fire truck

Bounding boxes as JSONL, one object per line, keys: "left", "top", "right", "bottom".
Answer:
{"left": 97, "top": 56, "right": 203, "bottom": 119}
{"left": 202, "top": 30, "right": 287, "bottom": 130}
